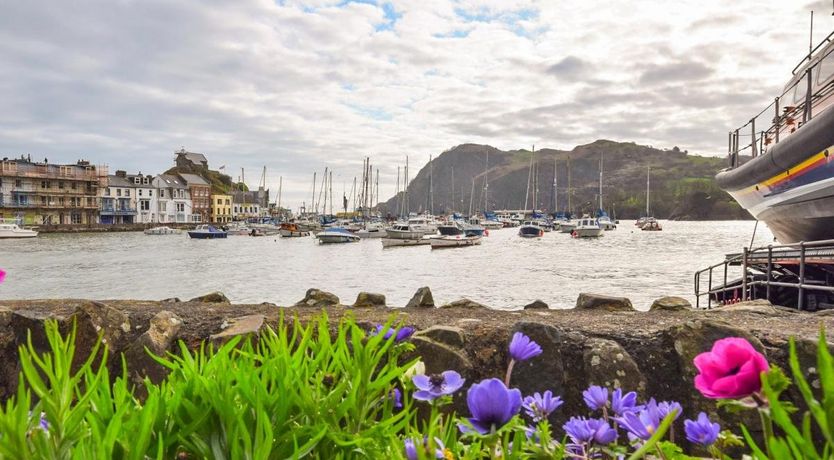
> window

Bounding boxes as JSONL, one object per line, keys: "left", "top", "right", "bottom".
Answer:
{"left": 177, "top": 203, "right": 185, "bottom": 212}
{"left": 117, "top": 189, "right": 121, "bottom": 197}
{"left": 125, "top": 189, "right": 130, "bottom": 197}
{"left": 15, "top": 179, "right": 21, "bottom": 187}
{"left": 217, "top": 198, "right": 222, "bottom": 205}
{"left": 106, "top": 188, "right": 111, "bottom": 195}
{"left": 41, "top": 181, "right": 47, "bottom": 189}
{"left": 138, "top": 189, "right": 142, "bottom": 196}
{"left": 71, "top": 182, "right": 77, "bottom": 190}
{"left": 140, "top": 200, "right": 149, "bottom": 211}
{"left": 58, "top": 182, "right": 65, "bottom": 189}
{"left": 71, "top": 213, "right": 81, "bottom": 224}
{"left": 149, "top": 190, "right": 153, "bottom": 196}
{"left": 818, "top": 50, "right": 834, "bottom": 85}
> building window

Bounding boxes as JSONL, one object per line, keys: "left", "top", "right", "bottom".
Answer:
{"left": 117, "top": 189, "right": 121, "bottom": 197}
{"left": 71, "top": 213, "right": 82, "bottom": 224}
{"left": 41, "top": 181, "right": 47, "bottom": 189}
{"left": 140, "top": 200, "right": 149, "bottom": 211}
{"left": 15, "top": 179, "right": 21, "bottom": 187}
{"left": 125, "top": 189, "right": 130, "bottom": 197}
{"left": 59, "top": 182, "right": 65, "bottom": 189}
{"left": 106, "top": 188, "right": 111, "bottom": 195}
{"left": 71, "top": 182, "right": 77, "bottom": 190}
{"left": 149, "top": 189, "right": 153, "bottom": 196}
{"left": 138, "top": 189, "right": 142, "bottom": 196}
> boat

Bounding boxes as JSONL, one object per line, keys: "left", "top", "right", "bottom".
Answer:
{"left": 187, "top": 225, "right": 228, "bottom": 239}
{"left": 248, "top": 228, "right": 266, "bottom": 237}
{"left": 559, "top": 220, "right": 577, "bottom": 234}
{"left": 463, "top": 217, "right": 486, "bottom": 237}
{"left": 279, "top": 222, "right": 310, "bottom": 238}
{"left": 572, "top": 217, "right": 604, "bottom": 238}
{"left": 430, "top": 234, "right": 482, "bottom": 248}
{"left": 143, "top": 226, "right": 180, "bottom": 235}
{"left": 438, "top": 221, "right": 465, "bottom": 236}
{"left": 717, "top": 28, "right": 834, "bottom": 243}
{"left": 639, "top": 166, "right": 660, "bottom": 231}
{"left": 641, "top": 217, "right": 663, "bottom": 231}
{"left": 518, "top": 221, "right": 544, "bottom": 238}
{"left": 597, "top": 211, "right": 617, "bottom": 231}
{"left": 225, "top": 223, "right": 252, "bottom": 236}
{"left": 381, "top": 236, "right": 432, "bottom": 248}
{"left": 316, "top": 227, "right": 360, "bottom": 244}
{"left": 0, "top": 220, "right": 38, "bottom": 238}
{"left": 355, "top": 221, "right": 386, "bottom": 238}
{"left": 407, "top": 215, "right": 439, "bottom": 235}
{"left": 386, "top": 222, "right": 425, "bottom": 239}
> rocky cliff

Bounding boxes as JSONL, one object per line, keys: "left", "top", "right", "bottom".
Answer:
{"left": 1, "top": 293, "right": 830, "bottom": 436}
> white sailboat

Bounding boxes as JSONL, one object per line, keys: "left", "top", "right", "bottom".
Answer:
{"left": 641, "top": 166, "right": 662, "bottom": 231}
{"left": 597, "top": 153, "right": 616, "bottom": 230}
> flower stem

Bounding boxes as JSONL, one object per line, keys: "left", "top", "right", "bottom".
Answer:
{"left": 758, "top": 408, "right": 774, "bottom": 460}
{"left": 504, "top": 359, "right": 515, "bottom": 386}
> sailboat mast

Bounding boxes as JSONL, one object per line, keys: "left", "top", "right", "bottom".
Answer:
{"left": 524, "top": 146, "right": 534, "bottom": 212}
{"left": 599, "top": 154, "right": 604, "bottom": 211}
{"left": 429, "top": 154, "right": 433, "bottom": 215}
{"left": 329, "top": 170, "right": 333, "bottom": 217}
{"left": 405, "top": 156, "right": 409, "bottom": 215}
{"left": 311, "top": 172, "right": 317, "bottom": 215}
{"left": 278, "top": 176, "right": 282, "bottom": 212}
{"left": 552, "top": 160, "right": 557, "bottom": 212}
{"left": 567, "top": 156, "right": 572, "bottom": 214}
{"left": 451, "top": 166, "right": 455, "bottom": 214}
{"left": 646, "top": 166, "right": 651, "bottom": 216}
{"left": 469, "top": 179, "right": 475, "bottom": 216}
{"left": 395, "top": 167, "right": 400, "bottom": 217}
{"left": 484, "top": 150, "right": 489, "bottom": 214}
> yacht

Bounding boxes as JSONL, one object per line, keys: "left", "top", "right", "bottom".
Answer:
{"left": 316, "top": 227, "right": 360, "bottom": 244}
{"left": 559, "top": 220, "right": 577, "bottom": 234}
{"left": 573, "top": 217, "right": 604, "bottom": 238}
{"left": 464, "top": 217, "right": 486, "bottom": 237}
{"left": 0, "top": 220, "right": 38, "bottom": 238}
{"left": 597, "top": 211, "right": 617, "bottom": 231}
{"left": 407, "top": 215, "right": 439, "bottom": 235}
{"left": 518, "top": 221, "right": 543, "bottom": 238}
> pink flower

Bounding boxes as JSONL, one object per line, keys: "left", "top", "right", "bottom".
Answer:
{"left": 0, "top": 269, "right": 5, "bottom": 284}
{"left": 694, "top": 337, "right": 769, "bottom": 399}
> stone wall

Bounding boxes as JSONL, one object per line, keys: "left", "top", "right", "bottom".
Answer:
{"left": 1, "top": 291, "right": 832, "bottom": 438}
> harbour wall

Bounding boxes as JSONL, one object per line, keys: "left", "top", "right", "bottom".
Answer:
{"left": 33, "top": 223, "right": 198, "bottom": 233}
{"left": 0, "top": 291, "right": 832, "bottom": 437}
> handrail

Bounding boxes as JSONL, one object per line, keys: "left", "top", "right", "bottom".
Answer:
{"left": 792, "top": 29, "right": 834, "bottom": 75}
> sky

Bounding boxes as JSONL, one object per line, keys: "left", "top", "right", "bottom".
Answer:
{"left": 0, "top": 0, "right": 831, "bottom": 208}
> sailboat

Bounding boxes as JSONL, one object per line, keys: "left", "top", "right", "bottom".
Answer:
{"left": 559, "top": 156, "right": 577, "bottom": 234}
{"left": 640, "top": 166, "right": 662, "bottom": 231}
{"left": 519, "top": 146, "right": 544, "bottom": 238}
{"left": 596, "top": 153, "right": 617, "bottom": 230}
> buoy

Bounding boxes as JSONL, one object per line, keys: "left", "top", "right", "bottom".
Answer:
{"left": 485, "top": 229, "right": 489, "bottom": 237}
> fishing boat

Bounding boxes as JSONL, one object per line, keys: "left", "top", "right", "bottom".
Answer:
{"left": 430, "top": 234, "right": 482, "bottom": 248}
{"left": 572, "top": 217, "right": 604, "bottom": 238}
{"left": 143, "top": 226, "right": 180, "bottom": 235}
{"left": 0, "top": 219, "right": 38, "bottom": 238}
{"left": 518, "top": 221, "right": 544, "bottom": 238}
{"left": 559, "top": 220, "right": 577, "bottom": 234}
{"left": 381, "top": 236, "right": 432, "bottom": 248}
{"left": 279, "top": 222, "right": 310, "bottom": 238}
{"left": 187, "top": 225, "right": 228, "bottom": 239}
{"left": 464, "top": 217, "right": 486, "bottom": 237}
{"left": 316, "top": 227, "right": 360, "bottom": 244}
{"left": 717, "top": 27, "right": 834, "bottom": 243}
{"left": 386, "top": 222, "right": 425, "bottom": 239}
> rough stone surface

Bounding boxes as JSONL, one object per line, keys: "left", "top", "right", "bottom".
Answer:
{"left": 414, "top": 326, "right": 465, "bottom": 348}
{"left": 574, "top": 293, "right": 634, "bottom": 312}
{"left": 124, "top": 310, "right": 183, "bottom": 386}
{"left": 440, "top": 298, "right": 488, "bottom": 309}
{"left": 406, "top": 287, "right": 435, "bottom": 308}
{"left": 649, "top": 296, "right": 692, "bottom": 312}
{"left": 523, "top": 300, "right": 549, "bottom": 310}
{"left": 189, "top": 292, "right": 230, "bottom": 304}
{"left": 74, "top": 301, "right": 131, "bottom": 349}
{"left": 294, "top": 288, "right": 340, "bottom": 308}
{"left": 161, "top": 297, "right": 181, "bottom": 303}
{"left": 583, "top": 338, "right": 646, "bottom": 393}
{"left": 716, "top": 300, "right": 782, "bottom": 315}
{"left": 352, "top": 292, "right": 386, "bottom": 308}
{"left": 210, "top": 314, "right": 266, "bottom": 344}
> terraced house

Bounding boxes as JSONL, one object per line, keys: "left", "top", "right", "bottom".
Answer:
{"left": 100, "top": 171, "right": 137, "bottom": 224}
{"left": 0, "top": 156, "right": 106, "bottom": 225}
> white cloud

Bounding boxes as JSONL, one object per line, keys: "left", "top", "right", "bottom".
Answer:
{"left": 0, "top": 0, "right": 830, "bottom": 208}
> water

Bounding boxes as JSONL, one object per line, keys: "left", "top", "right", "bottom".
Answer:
{"left": 0, "top": 221, "right": 773, "bottom": 310}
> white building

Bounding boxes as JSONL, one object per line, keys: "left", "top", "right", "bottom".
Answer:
{"left": 126, "top": 173, "right": 158, "bottom": 223}
{"left": 153, "top": 174, "right": 194, "bottom": 223}
{"left": 100, "top": 172, "right": 138, "bottom": 224}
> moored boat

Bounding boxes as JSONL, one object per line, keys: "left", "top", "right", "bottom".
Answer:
{"left": 572, "top": 217, "right": 604, "bottom": 238}
{"left": 641, "top": 218, "right": 663, "bottom": 231}
{"left": 381, "top": 237, "right": 432, "bottom": 248}
{"left": 0, "top": 220, "right": 38, "bottom": 238}
{"left": 316, "top": 227, "right": 360, "bottom": 244}
{"left": 188, "top": 225, "right": 228, "bottom": 239}
{"left": 144, "top": 226, "right": 180, "bottom": 235}
{"left": 430, "top": 234, "right": 482, "bottom": 248}
{"left": 279, "top": 222, "right": 310, "bottom": 238}
{"left": 356, "top": 221, "right": 387, "bottom": 238}
{"left": 386, "top": 222, "right": 424, "bottom": 239}
{"left": 518, "top": 221, "right": 543, "bottom": 238}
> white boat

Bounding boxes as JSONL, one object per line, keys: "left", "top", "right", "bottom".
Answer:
{"left": 381, "top": 237, "right": 432, "bottom": 248}
{"left": 407, "top": 215, "right": 439, "bottom": 235}
{"left": 188, "top": 225, "right": 228, "bottom": 239}
{"left": 572, "top": 217, "right": 604, "bottom": 238}
{"left": 518, "top": 221, "right": 543, "bottom": 238}
{"left": 316, "top": 227, "right": 360, "bottom": 244}
{"left": 559, "top": 220, "right": 577, "bottom": 233}
{"left": 356, "top": 221, "right": 387, "bottom": 238}
{"left": 144, "top": 226, "right": 181, "bottom": 235}
{"left": 597, "top": 214, "right": 617, "bottom": 231}
{"left": 0, "top": 220, "right": 38, "bottom": 238}
{"left": 430, "top": 234, "right": 482, "bottom": 248}
{"left": 482, "top": 219, "right": 504, "bottom": 230}
{"left": 386, "top": 222, "right": 425, "bottom": 239}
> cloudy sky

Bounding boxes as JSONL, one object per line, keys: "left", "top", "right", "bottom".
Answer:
{"left": 0, "top": 0, "right": 830, "bottom": 207}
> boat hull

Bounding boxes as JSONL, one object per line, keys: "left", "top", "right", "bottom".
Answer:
{"left": 430, "top": 235, "right": 482, "bottom": 248}
{"left": 381, "top": 237, "right": 431, "bottom": 247}
{"left": 518, "top": 225, "right": 543, "bottom": 238}
{"left": 0, "top": 231, "right": 38, "bottom": 238}
{"left": 573, "top": 228, "right": 604, "bottom": 238}
{"left": 386, "top": 228, "right": 424, "bottom": 239}
{"left": 316, "top": 234, "right": 359, "bottom": 244}
{"left": 188, "top": 231, "right": 227, "bottom": 239}
{"left": 559, "top": 223, "right": 576, "bottom": 233}
{"left": 717, "top": 105, "right": 834, "bottom": 243}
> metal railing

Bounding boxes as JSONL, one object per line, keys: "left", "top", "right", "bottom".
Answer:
{"left": 695, "top": 238, "right": 834, "bottom": 310}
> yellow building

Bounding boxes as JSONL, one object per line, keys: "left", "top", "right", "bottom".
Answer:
{"left": 210, "top": 194, "right": 232, "bottom": 223}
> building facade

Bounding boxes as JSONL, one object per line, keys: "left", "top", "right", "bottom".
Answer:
{"left": 154, "top": 174, "right": 193, "bottom": 223}
{"left": 126, "top": 173, "right": 158, "bottom": 224}
{"left": 211, "top": 194, "right": 232, "bottom": 223}
{"left": 179, "top": 174, "right": 209, "bottom": 223}
{"left": 100, "top": 172, "right": 138, "bottom": 224}
{"left": 0, "top": 156, "right": 106, "bottom": 225}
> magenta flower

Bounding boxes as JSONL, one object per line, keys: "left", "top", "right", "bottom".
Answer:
{"left": 464, "top": 378, "right": 522, "bottom": 434}
{"left": 684, "top": 412, "right": 720, "bottom": 446}
{"left": 509, "top": 332, "right": 542, "bottom": 362}
{"left": 694, "top": 337, "right": 769, "bottom": 399}
{"left": 522, "top": 391, "right": 563, "bottom": 422}
{"left": 412, "top": 371, "right": 464, "bottom": 401}
{"left": 0, "top": 268, "right": 5, "bottom": 284}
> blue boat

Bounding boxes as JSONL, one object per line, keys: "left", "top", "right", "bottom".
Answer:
{"left": 188, "top": 225, "right": 228, "bottom": 239}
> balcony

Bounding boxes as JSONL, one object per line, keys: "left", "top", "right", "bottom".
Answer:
{"left": 0, "top": 201, "right": 99, "bottom": 209}
{"left": 100, "top": 206, "right": 137, "bottom": 216}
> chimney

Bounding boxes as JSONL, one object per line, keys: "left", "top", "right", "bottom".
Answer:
{"left": 116, "top": 170, "right": 127, "bottom": 178}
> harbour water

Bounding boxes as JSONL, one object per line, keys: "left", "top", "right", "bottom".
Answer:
{"left": 0, "top": 220, "right": 773, "bottom": 310}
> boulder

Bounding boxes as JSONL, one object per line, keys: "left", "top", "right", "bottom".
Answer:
{"left": 523, "top": 300, "right": 549, "bottom": 310}
{"left": 574, "top": 293, "right": 634, "bottom": 312}
{"left": 414, "top": 326, "right": 465, "bottom": 348}
{"left": 715, "top": 300, "right": 781, "bottom": 315}
{"left": 411, "top": 336, "right": 472, "bottom": 376}
{"left": 294, "top": 288, "right": 340, "bottom": 308}
{"left": 406, "top": 287, "right": 435, "bottom": 308}
{"left": 161, "top": 297, "right": 181, "bottom": 303}
{"left": 583, "top": 338, "right": 646, "bottom": 393}
{"left": 649, "top": 296, "right": 692, "bottom": 312}
{"left": 210, "top": 314, "right": 265, "bottom": 344}
{"left": 440, "top": 298, "right": 488, "bottom": 309}
{"left": 0, "top": 306, "right": 11, "bottom": 329}
{"left": 124, "top": 311, "right": 183, "bottom": 386}
{"left": 73, "top": 301, "right": 131, "bottom": 349}
{"left": 189, "top": 292, "right": 230, "bottom": 304}
{"left": 352, "top": 292, "right": 386, "bottom": 308}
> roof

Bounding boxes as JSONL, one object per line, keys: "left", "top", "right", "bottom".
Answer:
{"left": 155, "top": 174, "right": 188, "bottom": 189}
{"left": 178, "top": 151, "right": 207, "bottom": 165}
{"left": 178, "top": 173, "right": 209, "bottom": 186}
{"left": 107, "top": 175, "right": 134, "bottom": 188}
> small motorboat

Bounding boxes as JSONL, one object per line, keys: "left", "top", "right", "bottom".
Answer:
{"left": 381, "top": 237, "right": 432, "bottom": 248}
{"left": 280, "top": 222, "right": 310, "bottom": 238}
{"left": 0, "top": 220, "right": 38, "bottom": 238}
{"left": 559, "top": 220, "right": 577, "bottom": 234}
{"left": 188, "top": 225, "right": 228, "bottom": 239}
{"left": 572, "top": 217, "right": 604, "bottom": 238}
{"left": 249, "top": 228, "right": 266, "bottom": 237}
{"left": 518, "top": 221, "right": 544, "bottom": 238}
{"left": 597, "top": 211, "right": 617, "bottom": 231}
{"left": 144, "top": 226, "right": 181, "bottom": 235}
{"left": 464, "top": 218, "right": 486, "bottom": 237}
{"left": 430, "top": 234, "right": 482, "bottom": 249}
{"left": 386, "top": 222, "right": 425, "bottom": 239}
{"left": 641, "top": 218, "right": 663, "bottom": 231}
{"left": 356, "top": 221, "right": 387, "bottom": 238}
{"left": 316, "top": 227, "right": 360, "bottom": 244}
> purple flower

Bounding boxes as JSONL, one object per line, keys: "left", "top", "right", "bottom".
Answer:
{"left": 562, "top": 417, "right": 617, "bottom": 445}
{"left": 404, "top": 437, "right": 446, "bottom": 460}
{"left": 616, "top": 407, "right": 661, "bottom": 441}
{"left": 390, "top": 388, "right": 403, "bottom": 409}
{"left": 412, "top": 371, "right": 465, "bottom": 401}
{"left": 464, "top": 378, "right": 522, "bottom": 434}
{"left": 39, "top": 413, "right": 48, "bottom": 432}
{"left": 582, "top": 385, "right": 609, "bottom": 411}
{"left": 655, "top": 399, "right": 682, "bottom": 421}
{"left": 685, "top": 412, "right": 720, "bottom": 447}
{"left": 611, "top": 388, "right": 639, "bottom": 416}
{"left": 509, "top": 332, "right": 542, "bottom": 362}
{"left": 374, "top": 324, "right": 415, "bottom": 342}
{"left": 522, "top": 391, "right": 563, "bottom": 422}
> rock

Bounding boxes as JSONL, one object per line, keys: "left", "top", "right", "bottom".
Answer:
{"left": 161, "top": 297, "right": 181, "bottom": 303}
{"left": 406, "top": 287, "right": 435, "bottom": 308}
{"left": 210, "top": 314, "right": 265, "bottom": 344}
{"left": 411, "top": 336, "right": 472, "bottom": 375}
{"left": 189, "top": 292, "right": 230, "bottom": 304}
{"left": 523, "top": 300, "right": 549, "bottom": 310}
{"left": 352, "top": 292, "right": 386, "bottom": 308}
{"left": 583, "top": 338, "right": 646, "bottom": 393}
{"left": 294, "top": 288, "right": 340, "bottom": 308}
{"left": 124, "top": 311, "right": 183, "bottom": 385}
{"left": 649, "top": 296, "right": 692, "bottom": 312}
{"left": 815, "top": 309, "right": 834, "bottom": 316}
{"left": 415, "top": 326, "right": 465, "bottom": 348}
{"left": 0, "top": 306, "right": 11, "bottom": 328}
{"left": 574, "top": 293, "right": 634, "bottom": 312}
{"left": 73, "top": 301, "right": 131, "bottom": 349}
{"left": 440, "top": 298, "right": 488, "bottom": 309}
{"left": 715, "top": 300, "right": 781, "bottom": 315}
